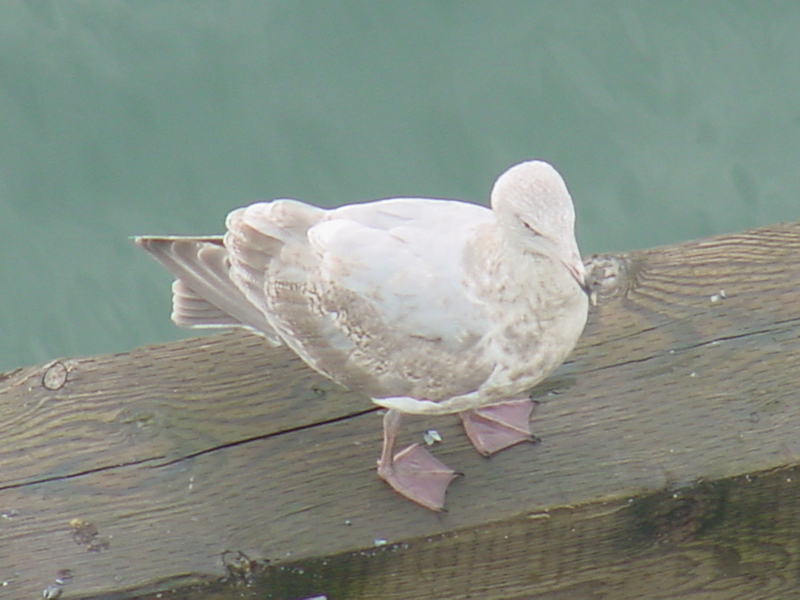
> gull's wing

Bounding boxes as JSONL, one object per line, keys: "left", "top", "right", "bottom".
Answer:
{"left": 316, "top": 198, "right": 494, "bottom": 349}
{"left": 225, "top": 198, "right": 496, "bottom": 400}
{"left": 135, "top": 236, "right": 281, "bottom": 344}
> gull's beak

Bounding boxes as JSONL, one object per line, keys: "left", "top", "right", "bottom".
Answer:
{"left": 533, "top": 234, "right": 594, "bottom": 306}
{"left": 562, "top": 256, "right": 595, "bottom": 305}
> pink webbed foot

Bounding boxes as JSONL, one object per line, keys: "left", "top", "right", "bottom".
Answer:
{"left": 378, "top": 443, "right": 459, "bottom": 511}
{"left": 459, "top": 398, "right": 538, "bottom": 456}
{"left": 377, "top": 409, "right": 459, "bottom": 511}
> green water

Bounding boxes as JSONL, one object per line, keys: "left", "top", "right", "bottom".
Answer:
{"left": 1, "top": 1, "right": 798, "bottom": 372}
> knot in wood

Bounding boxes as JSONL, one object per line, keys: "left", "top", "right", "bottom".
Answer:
{"left": 221, "top": 549, "right": 258, "bottom": 580}
{"left": 584, "top": 254, "right": 631, "bottom": 303}
{"left": 42, "top": 361, "right": 68, "bottom": 391}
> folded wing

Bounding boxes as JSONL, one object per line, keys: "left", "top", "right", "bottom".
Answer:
{"left": 224, "top": 198, "right": 495, "bottom": 400}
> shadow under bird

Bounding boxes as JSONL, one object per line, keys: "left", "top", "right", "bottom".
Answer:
{"left": 136, "top": 160, "right": 589, "bottom": 511}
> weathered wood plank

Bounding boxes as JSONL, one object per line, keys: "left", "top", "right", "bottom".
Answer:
{"left": 201, "top": 466, "right": 800, "bottom": 600}
{"left": 1, "top": 221, "right": 799, "bottom": 599}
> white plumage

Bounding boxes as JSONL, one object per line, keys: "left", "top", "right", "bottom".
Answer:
{"left": 137, "top": 160, "right": 589, "bottom": 510}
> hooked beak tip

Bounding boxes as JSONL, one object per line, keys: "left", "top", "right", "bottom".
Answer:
{"left": 564, "top": 258, "right": 595, "bottom": 305}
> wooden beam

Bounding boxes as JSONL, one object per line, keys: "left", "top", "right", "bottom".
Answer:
{"left": 1, "top": 221, "right": 799, "bottom": 599}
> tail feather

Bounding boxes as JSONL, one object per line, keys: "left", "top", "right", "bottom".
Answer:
{"left": 171, "top": 279, "right": 244, "bottom": 328}
{"left": 135, "top": 236, "right": 280, "bottom": 344}
{"left": 138, "top": 200, "right": 327, "bottom": 347}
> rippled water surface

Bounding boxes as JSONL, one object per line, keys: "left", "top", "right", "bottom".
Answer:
{"left": 2, "top": 2, "right": 799, "bottom": 370}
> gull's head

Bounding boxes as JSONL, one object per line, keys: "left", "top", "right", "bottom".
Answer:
{"left": 491, "top": 160, "right": 586, "bottom": 290}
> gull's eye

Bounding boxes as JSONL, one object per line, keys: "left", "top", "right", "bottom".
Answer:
{"left": 521, "top": 220, "right": 542, "bottom": 237}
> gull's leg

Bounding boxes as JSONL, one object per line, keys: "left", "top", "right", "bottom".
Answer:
{"left": 376, "top": 409, "right": 459, "bottom": 511}
{"left": 459, "top": 398, "right": 538, "bottom": 457}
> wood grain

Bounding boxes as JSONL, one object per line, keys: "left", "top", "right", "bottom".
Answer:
{"left": 1, "top": 222, "right": 799, "bottom": 599}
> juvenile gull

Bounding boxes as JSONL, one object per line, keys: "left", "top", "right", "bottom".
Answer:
{"left": 136, "top": 160, "right": 589, "bottom": 511}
